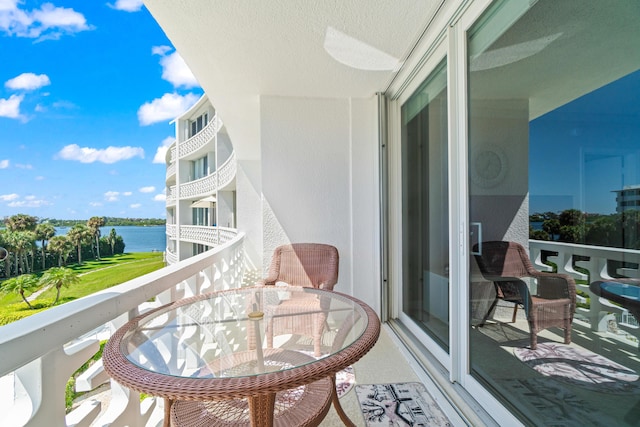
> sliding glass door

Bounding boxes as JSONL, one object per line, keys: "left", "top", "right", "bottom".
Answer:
{"left": 400, "top": 60, "right": 450, "bottom": 351}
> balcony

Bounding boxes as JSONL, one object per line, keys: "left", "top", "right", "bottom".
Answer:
{"left": 2, "top": 239, "right": 640, "bottom": 426}
{"left": 0, "top": 234, "right": 431, "bottom": 427}
{"left": 167, "top": 225, "right": 238, "bottom": 252}
{"left": 178, "top": 116, "right": 221, "bottom": 160}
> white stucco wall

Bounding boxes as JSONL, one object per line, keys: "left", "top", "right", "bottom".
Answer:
{"left": 259, "top": 95, "right": 380, "bottom": 310}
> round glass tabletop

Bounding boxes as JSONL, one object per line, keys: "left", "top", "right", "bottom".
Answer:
{"left": 118, "top": 286, "right": 371, "bottom": 379}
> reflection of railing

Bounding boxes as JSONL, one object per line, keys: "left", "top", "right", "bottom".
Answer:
{"left": 529, "top": 240, "right": 640, "bottom": 339}
{"left": 0, "top": 234, "right": 246, "bottom": 427}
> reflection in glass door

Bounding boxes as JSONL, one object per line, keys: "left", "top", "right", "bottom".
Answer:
{"left": 401, "top": 61, "right": 449, "bottom": 350}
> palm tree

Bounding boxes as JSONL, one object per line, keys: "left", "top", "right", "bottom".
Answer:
{"left": 48, "top": 235, "right": 74, "bottom": 267}
{"left": 5, "top": 214, "right": 37, "bottom": 232}
{"left": 39, "top": 267, "right": 80, "bottom": 306}
{"left": 0, "top": 229, "right": 12, "bottom": 278}
{"left": 0, "top": 274, "right": 40, "bottom": 309}
{"left": 67, "top": 224, "right": 91, "bottom": 265}
{"left": 87, "top": 217, "right": 105, "bottom": 260}
{"left": 13, "top": 231, "right": 36, "bottom": 275}
{"left": 35, "top": 223, "right": 56, "bottom": 270}
{"left": 107, "top": 228, "right": 118, "bottom": 255}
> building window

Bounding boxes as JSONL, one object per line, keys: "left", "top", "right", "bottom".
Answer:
{"left": 189, "top": 112, "right": 209, "bottom": 137}
{"left": 190, "top": 156, "right": 208, "bottom": 181}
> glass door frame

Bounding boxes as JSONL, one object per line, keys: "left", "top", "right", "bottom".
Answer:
{"left": 384, "top": 0, "right": 525, "bottom": 424}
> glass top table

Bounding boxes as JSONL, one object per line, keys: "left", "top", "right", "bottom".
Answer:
{"left": 590, "top": 279, "right": 640, "bottom": 320}
{"left": 103, "top": 285, "right": 380, "bottom": 426}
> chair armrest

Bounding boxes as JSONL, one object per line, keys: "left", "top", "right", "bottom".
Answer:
{"left": 319, "top": 281, "right": 336, "bottom": 291}
{"left": 535, "top": 273, "right": 577, "bottom": 317}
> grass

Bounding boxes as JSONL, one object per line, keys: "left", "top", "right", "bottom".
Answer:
{"left": 0, "top": 252, "right": 164, "bottom": 326}
{"left": 0, "top": 253, "right": 166, "bottom": 412}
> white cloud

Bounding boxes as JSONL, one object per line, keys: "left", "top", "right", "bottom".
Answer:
{"left": 89, "top": 201, "right": 102, "bottom": 207}
{"left": 0, "top": 159, "right": 9, "bottom": 168}
{"left": 8, "top": 198, "right": 50, "bottom": 208}
{"left": 158, "top": 51, "right": 199, "bottom": 88}
{"left": 153, "top": 193, "right": 166, "bottom": 202}
{"left": 151, "top": 45, "right": 171, "bottom": 56}
{"left": 0, "top": 193, "right": 19, "bottom": 201}
{"left": 57, "top": 144, "right": 144, "bottom": 164}
{"left": 130, "top": 203, "right": 142, "bottom": 209}
{"left": 0, "top": 94, "right": 24, "bottom": 119}
{"left": 110, "top": 0, "right": 144, "bottom": 12}
{"left": 15, "top": 163, "right": 32, "bottom": 169}
{"left": 123, "top": 191, "right": 132, "bottom": 196}
{"left": 104, "top": 191, "right": 120, "bottom": 202}
{"left": 35, "top": 175, "right": 44, "bottom": 180}
{"left": 139, "top": 186, "right": 155, "bottom": 193}
{"left": 5, "top": 72, "right": 50, "bottom": 90}
{"left": 153, "top": 136, "right": 174, "bottom": 163}
{"left": 0, "top": 2, "right": 92, "bottom": 41}
{"left": 137, "top": 92, "right": 199, "bottom": 126}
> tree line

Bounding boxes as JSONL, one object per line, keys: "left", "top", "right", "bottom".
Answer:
{"left": 530, "top": 209, "right": 640, "bottom": 249}
{"left": 34, "top": 217, "right": 165, "bottom": 227}
{"left": 0, "top": 214, "right": 126, "bottom": 278}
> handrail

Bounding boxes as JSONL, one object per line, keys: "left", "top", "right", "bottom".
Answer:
{"left": 0, "top": 233, "right": 245, "bottom": 426}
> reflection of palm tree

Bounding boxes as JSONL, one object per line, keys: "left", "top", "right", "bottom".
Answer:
{"left": 0, "top": 274, "right": 40, "bottom": 309}
{"left": 87, "top": 216, "right": 105, "bottom": 260}
{"left": 39, "top": 267, "right": 80, "bottom": 306}
{"left": 35, "top": 223, "right": 56, "bottom": 270}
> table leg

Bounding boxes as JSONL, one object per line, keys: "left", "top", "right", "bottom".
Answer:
{"left": 163, "top": 398, "right": 173, "bottom": 427}
{"left": 331, "top": 374, "right": 356, "bottom": 427}
{"left": 248, "top": 393, "right": 276, "bottom": 427}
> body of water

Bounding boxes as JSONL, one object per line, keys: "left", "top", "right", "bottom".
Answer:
{"left": 55, "top": 225, "right": 166, "bottom": 253}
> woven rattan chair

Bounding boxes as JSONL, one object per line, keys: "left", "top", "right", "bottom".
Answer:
{"left": 473, "top": 241, "right": 576, "bottom": 349}
{"left": 260, "top": 243, "right": 339, "bottom": 356}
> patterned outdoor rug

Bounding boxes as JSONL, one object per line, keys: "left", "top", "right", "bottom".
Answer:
{"left": 355, "top": 382, "right": 452, "bottom": 426}
{"left": 514, "top": 342, "right": 639, "bottom": 393}
{"left": 500, "top": 378, "right": 618, "bottom": 426}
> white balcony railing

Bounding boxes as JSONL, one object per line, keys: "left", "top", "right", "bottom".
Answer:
{"left": 178, "top": 116, "right": 219, "bottom": 159}
{"left": 165, "top": 223, "right": 177, "bottom": 240}
{"left": 179, "top": 152, "right": 236, "bottom": 200}
{"left": 529, "top": 240, "right": 640, "bottom": 340}
{"left": 166, "top": 161, "right": 176, "bottom": 180}
{"left": 0, "top": 233, "right": 245, "bottom": 427}
{"left": 179, "top": 225, "right": 238, "bottom": 247}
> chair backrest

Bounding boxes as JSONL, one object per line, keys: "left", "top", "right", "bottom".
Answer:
{"left": 473, "top": 241, "right": 537, "bottom": 279}
{"left": 265, "top": 243, "right": 339, "bottom": 290}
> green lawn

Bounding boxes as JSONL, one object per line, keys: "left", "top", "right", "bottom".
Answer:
{"left": 0, "top": 252, "right": 165, "bottom": 325}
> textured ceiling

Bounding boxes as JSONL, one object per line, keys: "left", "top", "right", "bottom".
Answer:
{"left": 144, "top": 0, "right": 439, "bottom": 156}
{"left": 145, "top": 1, "right": 438, "bottom": 99}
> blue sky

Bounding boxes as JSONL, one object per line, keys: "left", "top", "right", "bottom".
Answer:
{"left": 529, "top": 69, "right": 640, "bottom": 215}
{"left": 0, "top": 0, "right": 202, "bottom": 220}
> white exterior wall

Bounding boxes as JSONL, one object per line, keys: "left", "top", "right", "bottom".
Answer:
{"left": 259, "top": 95, "right": 380, "bottom": 310}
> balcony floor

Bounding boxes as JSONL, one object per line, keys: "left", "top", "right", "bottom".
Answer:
{"left": 471, "top": 303, "right": 640, "bottom": 426}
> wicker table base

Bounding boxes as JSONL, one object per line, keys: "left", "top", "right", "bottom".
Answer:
{"left": 170, "top": 376, "right": 333, "bottom": 427}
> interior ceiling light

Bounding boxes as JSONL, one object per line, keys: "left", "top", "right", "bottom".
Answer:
{"left": 324, "top": 26, "right": 402, "bottom": 71}
{"left": 471, "top": 33, "right": 563, "bottom": 72}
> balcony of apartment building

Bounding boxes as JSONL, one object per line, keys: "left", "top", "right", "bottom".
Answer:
{"left": 2, "top": 235, "right": 640, "bottom": 426}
